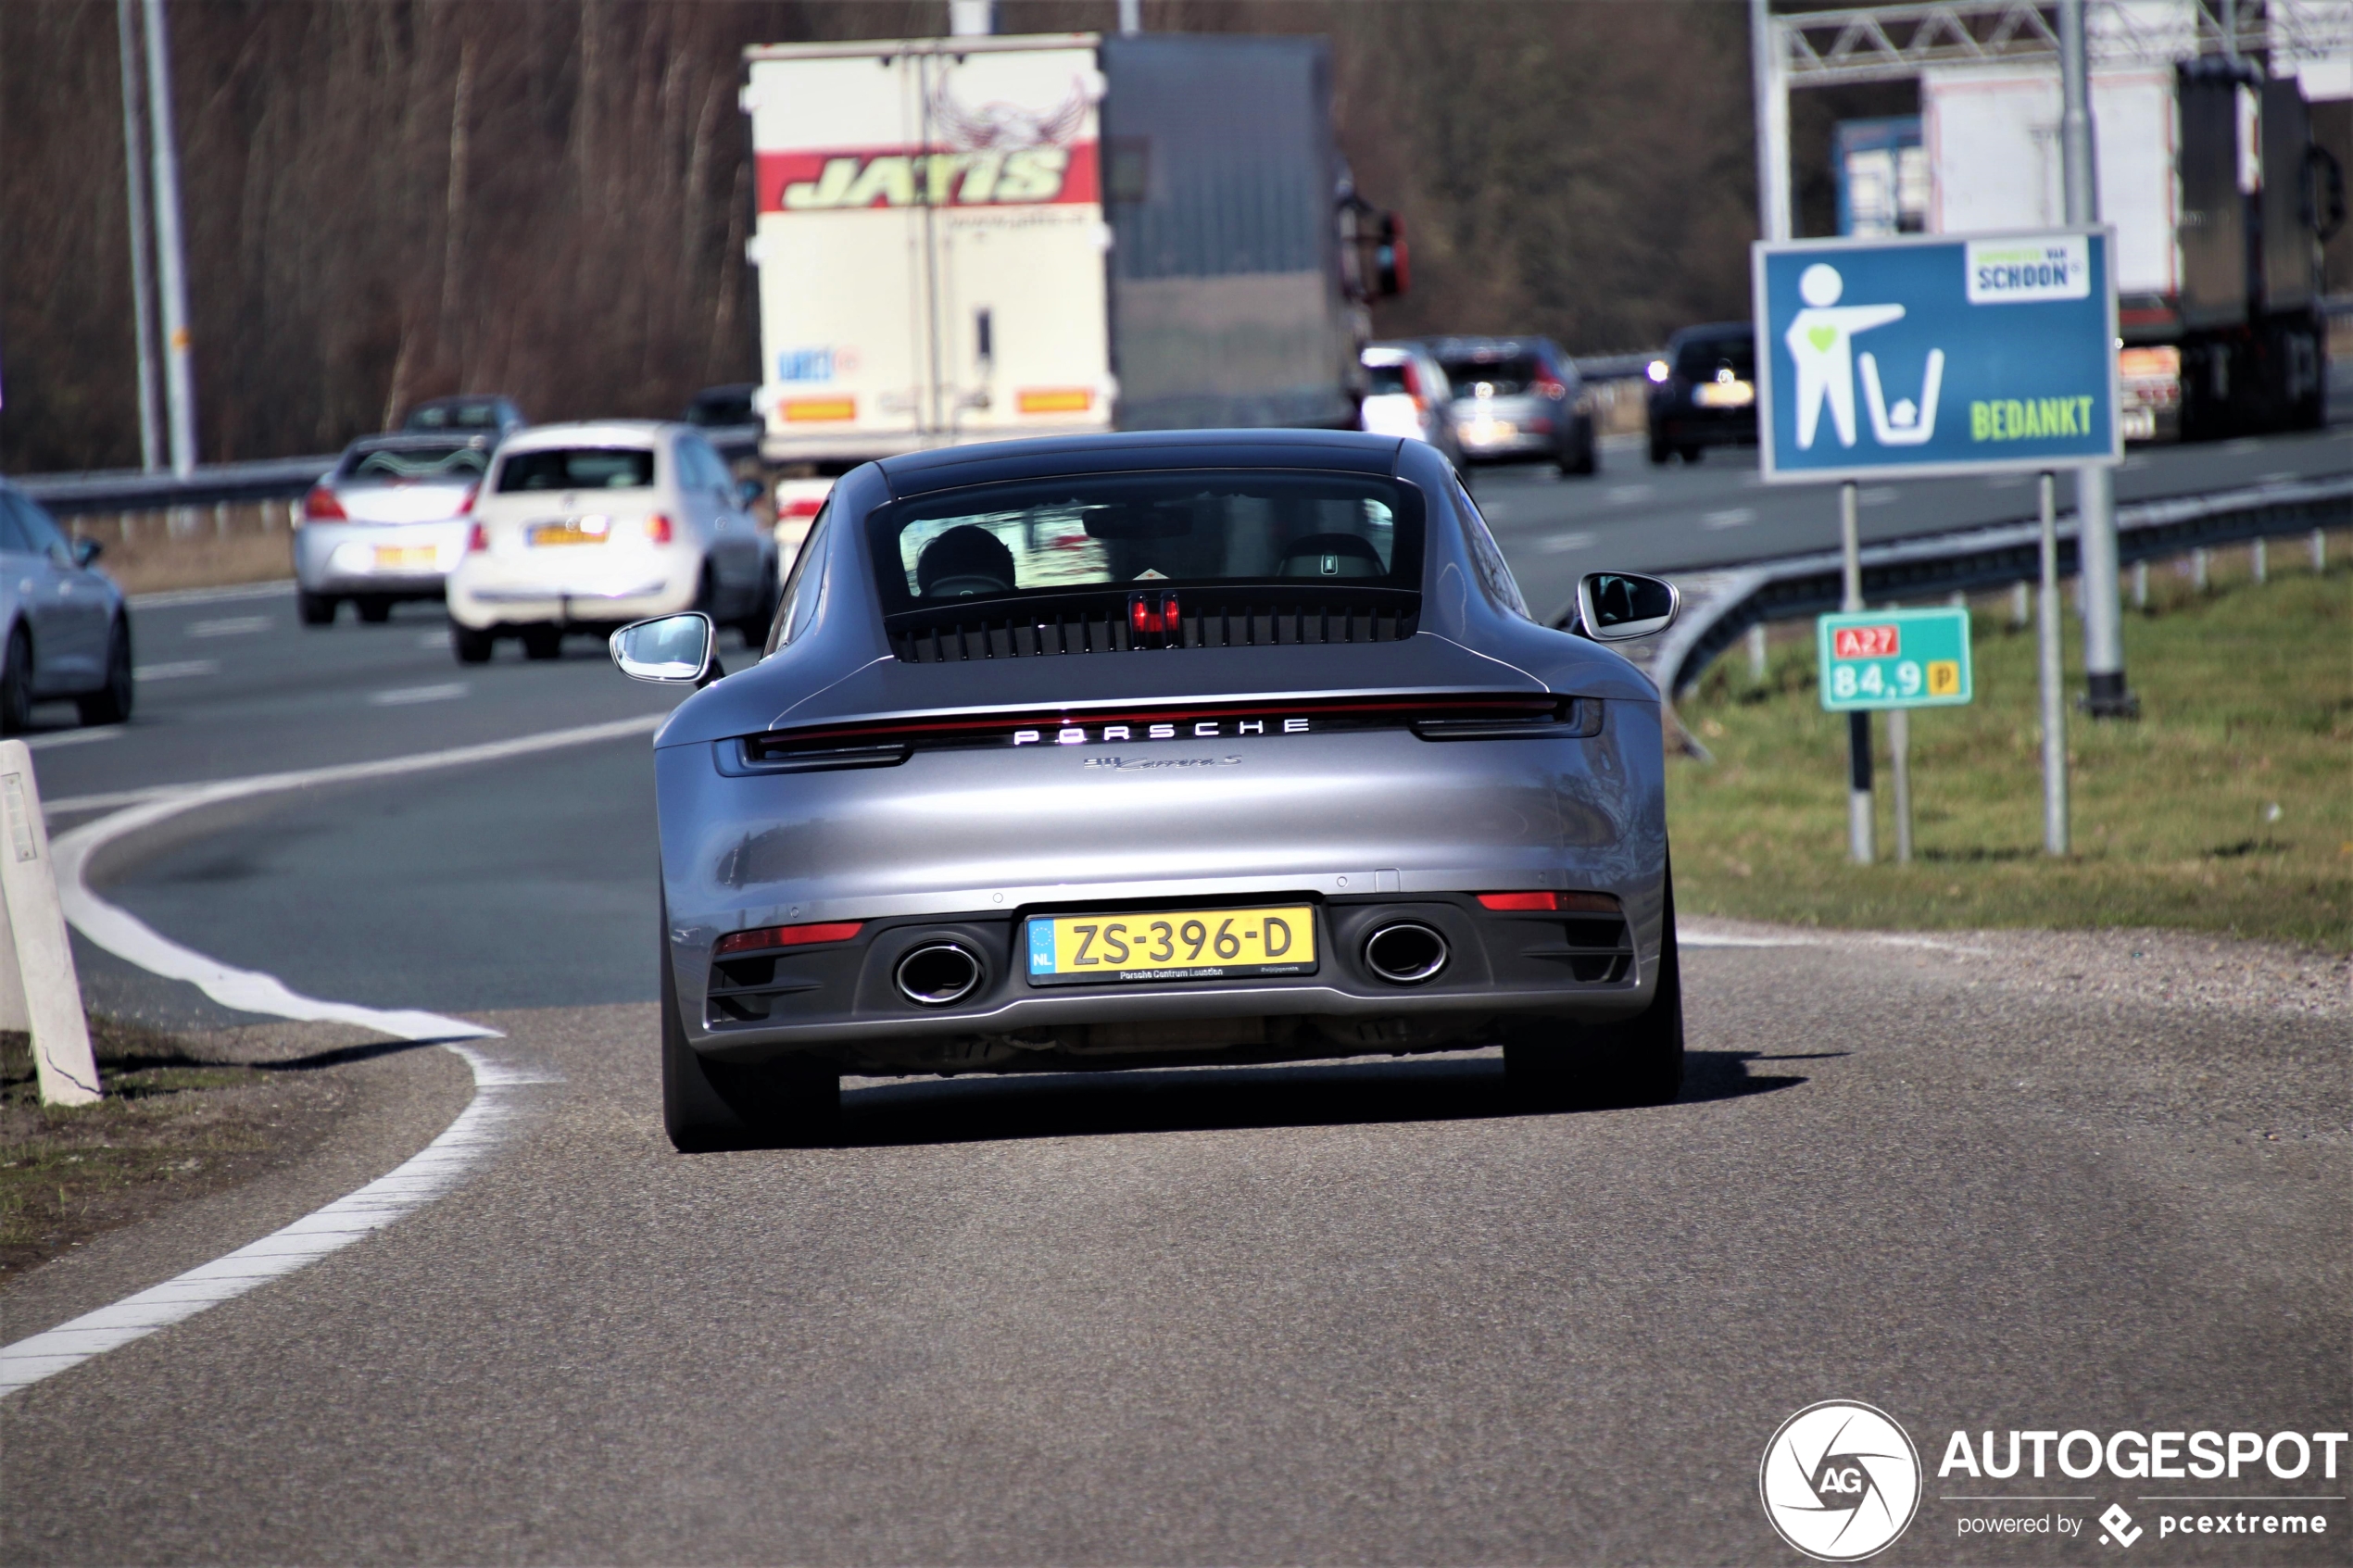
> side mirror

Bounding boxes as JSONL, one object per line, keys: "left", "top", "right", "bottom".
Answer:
{"left": 737, "top": 478, "right": 764, "bottom": 508}
{"left": 610, "top": 612, "right": 723, "bottom": 686}
{"left": 1575, "top": 571, "right": 1679, "bottom": 641}
{"left": 72, "top": 536, "right": 104, "bottom": 568}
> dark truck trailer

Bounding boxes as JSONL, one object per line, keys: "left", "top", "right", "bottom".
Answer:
{"left": 2162, "top": 59, "right": 2345, "bottom": 439}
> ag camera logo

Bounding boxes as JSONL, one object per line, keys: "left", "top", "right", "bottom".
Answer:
{"left": 1761, "top": 1400, "right": 1923, "bottom": 1561}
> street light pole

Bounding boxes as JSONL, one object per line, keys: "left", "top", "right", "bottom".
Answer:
{"left": 142, "top": 0, "right": 197, "bottom": 477}
{"left": 114, "top": 0, "right": 163, "bottom": 474}
{"left": 2058, "top": 0, "right": 2133, "bottom": 716}
{"left": 1749, "top": 0, "right": 1792, "bottom": 245}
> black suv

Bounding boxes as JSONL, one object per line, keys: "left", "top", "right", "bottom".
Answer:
{"left": 1645, "top": 324, "right": 1756, "bottom": 465}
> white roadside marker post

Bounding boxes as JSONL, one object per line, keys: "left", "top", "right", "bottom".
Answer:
{"left": 2037, "top": 473, "right": 2070, "bottom": 856}
{"left": 0, "top": 742, "right": 102, "bottom": 1105}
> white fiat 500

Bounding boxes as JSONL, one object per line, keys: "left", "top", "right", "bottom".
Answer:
{"left": 447, "top": 420, "right": 777, "bottom": 663}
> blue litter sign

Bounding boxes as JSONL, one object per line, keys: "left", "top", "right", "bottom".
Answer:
{"left": 1753, "top": 228, "right": 2120, "bottom": 483}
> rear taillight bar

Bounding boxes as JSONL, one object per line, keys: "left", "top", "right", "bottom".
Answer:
{"left": 739, "top": 694, "right": 1593, "bottom": 764}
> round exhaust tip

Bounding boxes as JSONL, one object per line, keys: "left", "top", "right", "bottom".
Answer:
{"left": 1364, "top": 922, "right": 1449, "bottom": 985}
{"left": 896, "top": 943, "right": 982, "bottom": 1006}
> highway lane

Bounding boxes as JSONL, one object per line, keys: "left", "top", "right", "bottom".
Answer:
{"left": 25, "top": 585, "right": 694, "bottom": 811}
{"left": 5, "top": 937, "right": 2343, "bottom": 1563}
{"left": 1473, "top": 424, "right": 2351, "bottom": 620}
{"left": 0, "top": 435, "right": 2342, "bottom": 1561}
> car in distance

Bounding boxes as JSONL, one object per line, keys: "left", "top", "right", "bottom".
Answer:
{"left": 402, "top": 394, "right": 528, "bottom": 442}
{"left": 447, "top": 420, "right": 777, "bottom": 663}
{"left": 296, "top": 433, "right": 494, "bottom": 625}
{"left": 684, "top": 383, "right": 758, "bottom": 431}
{"left": 1645, "top": 323, "right": 1757, "bottom": 465}
{"left": 609, "top": 429, "right": 1682, "bottom": 1149}
{"left": 1425, "top": 335, "right": 1597, "bottom": 475}
{"left": 0, "top": 479, "right": 132, "bottom": 733}
{"left": 1357, "top": 342, "right": 1465, "bottom": 470}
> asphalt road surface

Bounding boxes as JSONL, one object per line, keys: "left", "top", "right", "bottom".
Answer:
{"left": 2, "top": 430, "right": 2347, "bottom": 1562}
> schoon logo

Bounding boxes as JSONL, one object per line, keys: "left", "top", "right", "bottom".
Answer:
{"left": 1761, "top": 1401, "right": 1923, "bottom": 1562}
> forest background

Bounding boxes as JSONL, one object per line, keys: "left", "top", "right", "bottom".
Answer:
{"left": 1, "top": 0, "right": 1904, "bottom": 473}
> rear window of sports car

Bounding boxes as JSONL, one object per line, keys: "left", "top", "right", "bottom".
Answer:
{"left": 865, "top": 470, "right": 1424, "bottom": 611}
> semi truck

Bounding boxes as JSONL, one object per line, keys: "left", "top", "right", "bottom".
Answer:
{"left": 1916, "top": 53, "right": 2345, "bottom": 441}
{"left": 739, "top": 30, "right": 1404, "bottom": 467}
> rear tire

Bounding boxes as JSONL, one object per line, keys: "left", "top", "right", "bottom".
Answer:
{"left": 1504, "top": 871, "right": 1685, "bottom": 1110}
{"left": 521, "top": 624, "right": 564, "bottom": 660}
{"left": 661, "top": 904, "right": 839, "bottom": 1150}
{"left": 77, "top": 617, "right": 133, "bottom": 726}
{"left": 0, "top": 625, "right": 32, "bottom": 735}
{"left": 355, "top": 595, "right": 393, "bottom": 624}
{"left": 1647, "top": 433, "right": 1670, "bottom": 467}
{"left": 1679, "top": 445, "right": 1703, "bottom": 465}
{"left": 452, "top": 621, "right": 496, "bottom": 665}
{"left": 297, "top": 591, "right": 337, "bottom": 627}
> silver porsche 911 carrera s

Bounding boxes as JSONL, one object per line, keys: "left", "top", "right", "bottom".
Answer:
{"left": 613, "top": 430, "right": 1682, "bottom": 1149}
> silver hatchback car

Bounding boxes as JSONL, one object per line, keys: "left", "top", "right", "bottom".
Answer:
{"left": 296, "top": 433, "right": 494, "bottom": 625}
{"left": 1428, "top": 336, "right": 1598, "bottom": 475}
{"left": 610, "top": 430, "right": 1682, "bottom": 1149}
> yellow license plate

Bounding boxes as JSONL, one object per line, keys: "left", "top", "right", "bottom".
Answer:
{"left": 530, "top": 523, "right": 606, "bottom": 546}
{"left": 1026, "top": 905, "right": 1316, "bottom": 986}
{"left": 1695, "top": 381, "right": 1755, "bottom": 408}
{"left": 373, "top": 546, "right": 436, "bottom": 569}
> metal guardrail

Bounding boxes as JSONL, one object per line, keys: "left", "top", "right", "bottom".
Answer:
{"left": 1571, "top": 351, "right": 1666, "bottom": 383}
{"left": 1625, "top": 473, "right": 2353, "bottom": 703}
{"left": 15, "top": 455, "right": 339, "bottom": 519}
{"left": 13, "top": 421, "right": 769, "bottom": 519}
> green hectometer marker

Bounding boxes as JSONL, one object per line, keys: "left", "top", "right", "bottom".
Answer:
{"left": 1818, "top": 607, "right": 1974, "bottom": 712}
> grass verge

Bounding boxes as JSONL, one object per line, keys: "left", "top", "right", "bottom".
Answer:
{"left": 0, "top": 1018, "right": 346, "bottom": 1279}
{"left": 1667, "top": 545, "right": 2351, "bottom": 950}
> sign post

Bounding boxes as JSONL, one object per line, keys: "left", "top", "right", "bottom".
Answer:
{"left": 1755, "top": 227, "right": 2119, "bottom": 863}
{"left": 1818, "top": 607, "right": 1976, "bottom": 860}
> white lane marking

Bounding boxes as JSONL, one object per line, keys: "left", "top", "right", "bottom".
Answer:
{"left": 1677, "top": 922, "right": 1994, "bottom": 957}
{"left": 1604, "top": 484, "right": 1653, "bottom": 504}
{"left": 417, "top": 630, "right": 451, "bottom": 649}
{"left": 1702, "top": 508, "right": 1755, "bottom": 530}
{"left": 129, "top": 580, "right": 294, "bottom": 609}
{"left": 1858, "top": 486, "right": 1899, "bottom": 505}
{"left": 41, "top": 713, "right": 664, "bottom": 826}
{"left": 1537, "top": 531, "right": 1597, "bottom": 554}
{"left": 0, "top": 716, "right": 665, "bottom": 1396}
{"left": 2223, "top": 437, "right": 2265, "bottom": 454}
{"left": 1679, "top": 929, "right": 1816, "bottom": 948}
{"left": 43, "top": 785, "right": 179, "bottom": 817}
{"left": 186, "top": 616, "right": 271, "bottom": 639}
{"left": 134, "top": 659, "right": 219, "bottom": 682}
{"left": 26, "top": 727, "right": 125, "bottom": 751}
{"left": 369, "top": 682, "right": 468, "bottom": 707}
{"left": 0, "top": 1044, "right": 550, "bottom": 1397}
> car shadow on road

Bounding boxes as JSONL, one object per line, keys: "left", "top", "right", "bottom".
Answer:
{"left": 829, "top": 1048, "right": 1803, "bottom": 1148}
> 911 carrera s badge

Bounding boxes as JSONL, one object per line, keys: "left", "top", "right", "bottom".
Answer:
{"left": 1082, "top": 755, "right": 1243, "bottom": 771}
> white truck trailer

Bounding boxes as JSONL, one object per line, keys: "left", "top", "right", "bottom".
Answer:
{"left": 740, "top": 31, "right": 1403, "bottom": 466}
{"left": 1921, "top": 48, "right": 2344, "bottom": 440}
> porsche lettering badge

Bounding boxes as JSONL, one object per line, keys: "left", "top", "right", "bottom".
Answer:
{"left": 1013, "top": 718, "right": 1312, "bottom": 746}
